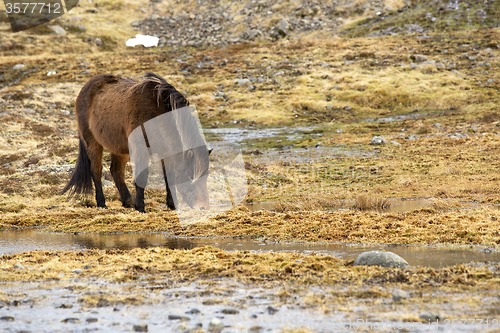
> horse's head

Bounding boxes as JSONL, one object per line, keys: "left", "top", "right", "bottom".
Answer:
{"left": 174, "top": 147, "right": 213, "bottom": 210}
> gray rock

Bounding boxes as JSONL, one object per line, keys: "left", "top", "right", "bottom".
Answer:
{"left": 433, "top": 123, "right": 443, "bottom": 128}
{"left": 95, "top": 38, "right": 103, "bottom": 47}
{"left": 20, "top": 108, "right": 35, "bottom": 114}
{"left": 13, "top": 264, "right": 25, "bottom": 269}
{"left": 151, "top": 14, "right": 159, "bottom": 20}
{"left": 435, "top": 62, "right": 445, "bottom": 69}
{"left": 86, "top": 318, "right": 98, "bottom": 323}
{"left": 370, "top": 136, "right": 388, "bottom": 145}
{"left": 13, "top": 64, "right": 25, "bottom": 70}
{"left": 62, "top": 318, "right": 80, "bottom": 323}
{"left": 0, "top": 316, "right": 14, "bottom": 321}
{"left": 273, "top": 71, "right": 284, "bottom": 77}
{"left": 392, "top": 289, "right": 408, "bottom": 302}
{"left": 405, "top": 134, "right": 419, "bottom": 141}
{"left": 47, "top": 70, "right": 57, "bottom": 76}
{"left": 344, "top": 106, "right": 352, "bottom": 111}
{"left": 409, "top": 62, "right": 417, "bottom": 69}
{"left": 221, "top": 308, "right": 239, "bottom": 315}
{"left": 208, "top": 318, "right": 224, "bottom": 332}
{"left": 130, "top": 21, "right": 140, "bottom": 27}
{"left": 413, "top": 54, "right": 427, "bottom": 63}
{"left": 173, "top": 323, "right": 192, "bottom": 333}
{"left": 185, "top": 308, "right": 200, "bottom": 315}
{"left": 71, "top": 269, "right": 83, "bottom": 274}
{"left": 276, "top": 18, "right": 289, "bottom": 36}
{"left": 102, "top": 180, "right": 114, "bottom": 188}
{"left": 48, "top": 25, "right": 66, "bottom": 36}
{"left": 353, "top": 251, "right": 409, "bottom": 268}
{"left": 235, "top": 79, "right": 251, "bottom": 86}
{"left": 419, "top": 313, "right": 445, "bottom": 322}
{"left": 168, "top": 314, "right": 190, "bottom": 321}
{"left": 133, "top": 323, "right": 148, "bottom": 332}
{"left": 326, "top": 105, "right": 333, "bottom": 110}
{"left": 336, "top": 129, "right": 343, "bottom": 133}
{"left": 77, "top": 26, "right": 87, "bottom": 31}
{"left": 390, "top": 141, "right": 401, "bottom": 145}
{"left": 247, "top": 85, "right": 255, "bottom": 91}
{"left": 0, "top": 113, "right": 8, "bottom": 118}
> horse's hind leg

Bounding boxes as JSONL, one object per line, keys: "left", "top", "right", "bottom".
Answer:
{"left": 110, "top": 154, "right": 133, "bottom": 208}
{"left": 84, "top": 137, "right": 107, "bottom": 208}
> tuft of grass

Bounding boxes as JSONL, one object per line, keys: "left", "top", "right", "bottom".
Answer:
{"left": 354, "top": 195, "right": 391, "bottom": 210}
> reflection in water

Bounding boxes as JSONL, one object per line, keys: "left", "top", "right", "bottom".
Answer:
{"left": 0, "top": 229, "right": 499, "bottom": 269}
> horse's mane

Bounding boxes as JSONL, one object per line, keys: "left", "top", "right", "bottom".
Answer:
{"left": 133, "top": 72, "right": 188, "bottom": 109}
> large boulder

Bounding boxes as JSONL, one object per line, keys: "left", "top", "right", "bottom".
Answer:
{"left": 353, "top": 251, "right": 409, "bottom": 268}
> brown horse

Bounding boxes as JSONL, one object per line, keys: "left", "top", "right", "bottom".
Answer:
{"left": 62, "top": 73, "right": 210, "bottom": 213}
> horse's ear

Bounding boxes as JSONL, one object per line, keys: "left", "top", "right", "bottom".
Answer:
{"left": 185, "top": 149, "right": 194, "bottom": 160}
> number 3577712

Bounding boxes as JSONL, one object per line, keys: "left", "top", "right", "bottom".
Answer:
{"left": 5, "top": 2, "right": 62, "bottom": 14}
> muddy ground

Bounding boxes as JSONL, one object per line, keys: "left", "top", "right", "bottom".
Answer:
{"left": 1, "top": 0, "right": 500, "bottom": 332}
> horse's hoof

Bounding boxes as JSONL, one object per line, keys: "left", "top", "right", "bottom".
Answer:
{"left": 167, "top": 204, "right": 176, "bottom": 211}
{"left": 98, "top": 205, "right": 108, "bottom": 209}
{"left": 134, "top": 206, "right": 146, "bottom": 213}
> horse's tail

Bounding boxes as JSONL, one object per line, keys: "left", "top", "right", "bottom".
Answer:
{"left": 61, "top": 137, "right": 94, "bottom": 196}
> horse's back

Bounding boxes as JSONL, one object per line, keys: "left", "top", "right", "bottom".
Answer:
{"left": 76, "top": 74, "right": 136, "bottom": 155}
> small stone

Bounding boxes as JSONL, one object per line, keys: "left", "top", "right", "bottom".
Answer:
{"left": 13, "top": 64, "right": 25, "bottom": 70}
{"left": 344, "top": 106, "right": 352, "bottom": 111}
{"left": 20, "top": 108, "right": 35, "bottom": 114}
{"left": 410, "top": 62, "right": 417, "bottom": 69}
{"left": 0, "top": 316, "right": 14, "bottom": 321}
{"left": 247, "top": 85, "right": 255, "bottom": 91}
{"left": 79, "top": 71, "right": 91, "bottom": 75}
{"left": 133, "top": 323, "right": 148, "bottom": 332}
{"left": 326, "top": 105, "right": 333, "bottom": 110}
{"left": 95, "top": 38, "right": 103, "bottom": 47}
{"left": 266, "top": 306, "right": 279, "bottom": 315}
{"left": 419, "top": 313, "right": 445, "bottom": 322}
{"left": 370, "top": 136, "right": 388, "bottom": 145}
{"left": 276, "top": 18, "right": 289, "bottom": 37}
{"left": 185, "top": 308, "right": 200, "bottom": 315}
{"left": 151, "top": 13, "right": 159, "bottom": 20}
{"left": 249, "top": 326, "right": 264, "bottom": 332}
{"left": 353, "top": 251, "right": 409, "bottom": 268}
{"left": 48, "top": 25, "right": 66, "bottom": 35}
{"left": 102, "top": 180, "right": 114, "bottom": 188}
{"left": 13, "top": 264, "right": 25, "bottom": 269}
{"left": 84, "top": 265, "right": 92, "bottom": 270}
{"left": 86, "top": 318, "right": 98, "bottom": 323}
{"left": 168, "top": 314, "right": 190, "bottom": 321}
{"left": 235, "top": 79, "right": 251, "bottom": 86}
{"left": 57, "top": 304, "right": 73, "bottom": 309}
{"left": 413, "top": 54, "right": 427, "bottom": 63}
{"left": 173, "top": 323, "right": 192, "bottom": 333}
{"left": 208, "top": 318, "right": 224, "bottom": 333}
{"left": 47, "top": 70, "right": 57, "bottom": 76}
{"left": 221, "top": 308, "right": 239, "bottom": 315}
{"left": 71, "top": 269, "right": 82, "bottom": 274}
{"left": 273, "top": 71, "right": 284, "bottom": 77}
{"left": 62, "top": 318, "right": 81, "bottom": 323}
{"left": 392, "top": 289, "right": 408, "bottom": 302}
{"left": 435, "top": 62, "right": 445, "bottom": 69}
{"left": 390, "top": 141, "right": 401, "bottom": 145}
{"left": 433, "top": 123, "right": 443, "bottom": 128}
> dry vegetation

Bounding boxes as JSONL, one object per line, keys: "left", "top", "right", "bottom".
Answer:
{"left": 0, "top": 2, "right": 499, "bottom": 252}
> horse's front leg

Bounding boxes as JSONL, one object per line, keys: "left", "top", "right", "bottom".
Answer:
{"left": 161, "top": 160, "right": 176, "bottom": 210}
{"left": 166, "top": 183, "right": 177, "bottom": 210}
{"left": 134, "top": 168, "right": 148, "bottom": 213}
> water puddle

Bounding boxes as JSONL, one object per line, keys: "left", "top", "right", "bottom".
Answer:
{"left": 1, "top": 229, "right": 498, "bottom": 269}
